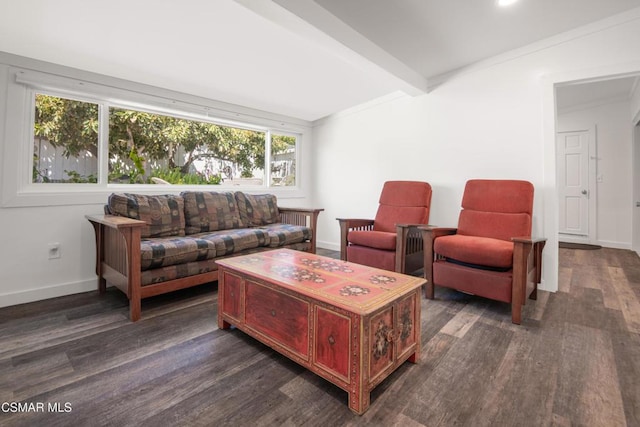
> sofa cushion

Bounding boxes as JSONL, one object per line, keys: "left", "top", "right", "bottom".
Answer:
{"left": 108, "top": 193, "right": 185, "bottom": 238}
{"left": 347, "top": 230, "right": 396, "bottom": 250}
{"left": 434, "top": 234, "right": 514, "bottom": 269}
{"left": 235, "top": 192, "right": 279, "bottom": 226}
{"left": 195, "top": 228, "right": 270, "bottom": 256}
{"left": 140, "top": 236, "right": 216, "bottom": 270}
{"left": 262, "top": 224, "right": 312, "bottom": 248}
{"left": 181, "top": 191, "right": 244, "bottom": 234}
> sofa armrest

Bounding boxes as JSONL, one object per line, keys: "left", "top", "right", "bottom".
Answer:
{"left": 86, "top": 214, "right": 146, "bottom": 229}
{"left": 336, "top": 218, "right": 375, "bottom": 261}
{"left": 86, "top": 214, "right": 145, "bottom": 319}
{"left": 279, "top": 207, "right": 324, "bottom": 253}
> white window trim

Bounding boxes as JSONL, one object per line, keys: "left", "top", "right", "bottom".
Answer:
{"left": 2, "top": 66, "right": 311, "bottom": 207}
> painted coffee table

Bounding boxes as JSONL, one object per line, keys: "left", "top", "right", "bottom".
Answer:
{"left": 216, "top": 248, "right": 425, "bottom": 414}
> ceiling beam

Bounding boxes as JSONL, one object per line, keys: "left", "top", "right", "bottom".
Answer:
{"left": 235, "top": 0, "right": 428, "bottom": 95}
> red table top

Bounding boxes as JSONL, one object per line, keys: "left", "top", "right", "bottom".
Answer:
{"left": 216, "top": 249, "right": 426, "bottom": 314}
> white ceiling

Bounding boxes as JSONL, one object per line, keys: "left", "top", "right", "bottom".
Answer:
{"left": 311, "top": 0, "right": 640, "bottom": 79}
{"left": 1, "top": 0, "right": 639, "bottom": 121}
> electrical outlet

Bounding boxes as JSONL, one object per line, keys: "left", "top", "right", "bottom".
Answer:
{"left": 48, "top": 243, "right": 61, "bottom": 259}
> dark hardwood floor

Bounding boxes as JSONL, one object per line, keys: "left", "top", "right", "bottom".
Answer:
{"left": 1, "top": 247, "right": 639, "bottom": 426}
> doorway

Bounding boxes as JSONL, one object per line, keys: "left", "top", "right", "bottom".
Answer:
{"left": 555, "top": 75, "right": 638, "bottom": 250}
{"left": 556, "top": 129, "right": 595, "bottom": 243}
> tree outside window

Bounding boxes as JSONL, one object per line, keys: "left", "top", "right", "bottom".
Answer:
{"left": 33, "top": 94, "right": 297, "bottom": 186}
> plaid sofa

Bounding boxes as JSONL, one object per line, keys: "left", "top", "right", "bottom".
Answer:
{"left": 87, "top": 191, "right": 323, "bottom": 321}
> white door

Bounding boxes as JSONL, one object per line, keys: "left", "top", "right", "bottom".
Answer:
{"left": 557, "top": 131, "right": 590, "bottom": 239}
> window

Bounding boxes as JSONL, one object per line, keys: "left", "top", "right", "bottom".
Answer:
{"left": 30, "top": 92, "right": 298, "bottom": 187}
{"left": 33, "top": 94, "right": 99, "bottom": 183}
{"left": 270, "top": 133, "right": 296, "bottom": 186}
{"left": 2, "top": 66, "right": 308, "bottom": 207}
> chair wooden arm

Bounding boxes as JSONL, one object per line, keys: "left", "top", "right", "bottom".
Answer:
{"left": 511, "top": 236, "right": 547, "bottom": 323}
{"left": 419, "top": 226, "right": 458, "bottom": 298}
{"left": 395, "top": 224, "right": 431, "bottom": 273}
{"left": 279, "top": 207, "right": 324, "bottom": 253}
{"left": 336, "top": 218, "right": 375, "bottom": 261}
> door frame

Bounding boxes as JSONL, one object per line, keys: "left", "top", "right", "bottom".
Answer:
{"left": 555, "top": 126, "right": 598, "bottom": 245}
{"left": 633, "top": 117, "right": 640, "bottom": 256}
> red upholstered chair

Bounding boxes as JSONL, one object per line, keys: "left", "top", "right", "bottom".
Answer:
{"left": 421, "top": 180, "right": 546, "bottom": 324}
{"left": 337, "top": 181, "right": 432, "bottom": 273}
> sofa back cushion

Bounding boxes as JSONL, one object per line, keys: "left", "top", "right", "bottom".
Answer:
{"left": 107, "top": 193, "right": 185, "bottom": 238}
{"left": 181, "top": 191, "right": 244, "bottom": 234}
{"left": 235, "top": 192, "right": 279, "bottom": 226}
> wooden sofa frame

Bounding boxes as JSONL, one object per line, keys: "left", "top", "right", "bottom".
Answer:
{"left": 87, "top": 207, "right": 323, "bottom": 321}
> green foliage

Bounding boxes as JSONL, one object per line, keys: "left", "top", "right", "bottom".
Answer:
{"left": 34, "top": 94, "right": 293, "bottom": 185}
{"left": 128, "top": 147, "right": 146, "bottom": 184}
{"left": 151, "top": 167, "right": 222, "bottom": 185}
{"left": 64, "top": 170, "right": 97, "bottom": 183}
{"left": 34, "top": 94, "right": 98, "bottom": 158}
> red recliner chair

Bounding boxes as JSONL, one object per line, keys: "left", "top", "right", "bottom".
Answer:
{"left": 337, "top": 181, "right": 432, "bottom": 273}
{"left": 421, "top": 179, "right": 546, "bottom": 324}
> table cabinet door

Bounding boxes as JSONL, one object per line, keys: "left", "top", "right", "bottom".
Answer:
{"left": 245, "top": 280, "right": 310, "bottom": 359}
{"left": 396, "top": 292, "right": 418, "bottom": 360}
{"left": 369, "top": 306, "right": 395, "bottom": 382}
{"left": 221, "top": 271, "right": 243, "bottom": 322}
{"left": 314, "top": 306, "right": 351, "bottom": 383}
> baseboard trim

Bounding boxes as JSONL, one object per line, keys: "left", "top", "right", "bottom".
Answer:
{"left": 558, "top": 235, "right": 631, "bottom": 250}
{"left": 317, "top": 240, "right": 340, "bottom": 252}
{"left": 0, "top": 278, "right": 96, "bottom": 308}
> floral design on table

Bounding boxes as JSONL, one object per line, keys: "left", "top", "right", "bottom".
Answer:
{"left": 369, "top": 275, "right": 397, "bottom": 285}
{"left": 300, "top": 258, "right": 355, "bottom": 273}
{"left": 238, "top": 256, "right": 264, "bottom": 265}
{"left": 372, "top": 319, "right": 391, "bottom": 360}
{"left": 339, "top": 285, "right": 371, "bottom": 297}
{"left": 271, "top": 265, "right": 325, "bottom": 283}
{"left": 399, "top": 305, "right": 413, "bottom": 341}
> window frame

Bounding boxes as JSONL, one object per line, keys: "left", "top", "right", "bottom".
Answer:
{"left": 2, "top": 66, "right": 309, "bottom": 207}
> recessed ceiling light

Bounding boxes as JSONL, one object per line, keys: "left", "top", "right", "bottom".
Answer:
{"left": 497, "top": 0, "right": 519, "bottom": 6}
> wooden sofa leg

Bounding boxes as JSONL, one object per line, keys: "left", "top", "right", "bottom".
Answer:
{"left": 130, "top": 298, "right": 141, "bottom": 322}
{"left": 511, "top": 300, "right": 522, "bottom": 325}
{"left": 98, "top": 278, "right": 107, "bottom": 294}
{"left": 425, "top": 282, "right": 435, "bottom": 299}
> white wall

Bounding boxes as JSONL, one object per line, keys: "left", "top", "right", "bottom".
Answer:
{"left": 312, "top": 13, "right": 640, "bottom": 292}
{"left": 633, "top": 80, "right": 640, "bottom": 123}
{"left": 557, "top": 100, "right": 632, "bottom": 249}
{"left": 0, "top": 54, "right": 315, "bottom": 307}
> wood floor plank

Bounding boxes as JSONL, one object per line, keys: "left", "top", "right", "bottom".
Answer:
{"left": 439, "top": 300, "right": 488, "bottom": 338}
{"left": 553, "top": 323, "right": 627, "bottom": 426}
{"left": 610, "top": 329, "right": 640, "bottom": 426}
{"left": 558, "top": 266, "right": 572, "bottom": 293}
{"left": 402, "top": 322, "right": 512, "bottom": 426}
{"left": 609, "top": 266, "right": 640, "bottom": 334}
